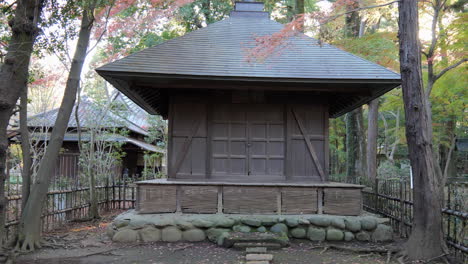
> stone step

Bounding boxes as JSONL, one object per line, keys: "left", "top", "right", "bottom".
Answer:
{"left": 234, "top": 242, "right": 282, "bottom": 249}
{"left": 245, "top": 261, "right": 270, "bottom": 264}
{"left": 246, "top": 247, "right": 267, "bottom": 253}
{"left": 222, "top": 231, "right": 289, "bottom": 248}
{"left": 246, "top": 254, "right": 273, "bottom": 261}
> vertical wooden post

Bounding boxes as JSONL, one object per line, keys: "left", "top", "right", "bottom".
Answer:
{"left": 317, "top": 188, "right": 323, "bottom": 214}
{"left": 176, "top": 186, "right": 182, "bottom": 213}
{"left": 217, "top": 186, "right": 223, "bottom": 214}
{"left": 374, "top": 178, "right": 379, "bottom": 213}
{"left": 112, "top": 180, "right": 115, "bottom": 210}
{"left": 399, "top": 179, "right": 404, "bottom": 236}
{"left": 276, "top": 187, "right": 282, "bottom": 215}
{"left": 123, "top": 178, "right": 127, "bottom": 209}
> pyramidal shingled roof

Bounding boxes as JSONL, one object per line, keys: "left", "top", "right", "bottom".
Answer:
{"left": 96, "top": 1, "right": 400, "bottom": 118}
{"left": 97, "top": 11, "right": 399, "bottom": 81}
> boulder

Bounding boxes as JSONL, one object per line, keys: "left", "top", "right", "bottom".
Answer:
{"left": 162, "top": 226, "right": 182, "bottom": 242}
{"left": 261, "top": 220, "right": 277, "bottom": 226}
{"left": 139, "top": 226, "right": 161, "bottom": 242}
{"left": 371, "top": 224, "right": 393, "bottom": 242}
{"left": 285, "top": 218, "right": 299, "bottom": 227}
{"left": 344, "top": 231, "right": 354, "bottom": 241}
{"left": 355, "top": 231, "right": 371, "bottom": 242}
{"left": 193, "top": 219, "right": 214, "bottom": 228}
{"left": 326, "top": 228, "right": 344, "bottom": 241}
{"left": 270, "top": 223, "right": 288, "bottom": 235}
{"left": 307, "top": 227, "right": 326, "bottom": 241}
{"left": 115, "top": 219, "right": 130, "bottom": 229}
{"left": 206, "top": 228, "right": 231, "bottom": 243}
{"left": 242, "top": 218, "right": 262, "bottom": 227}
{"left": 330, "top": 217, "right": 346, "bottom": 229}
{"left": 215, "top": 218, "right": 236, "bottom": 228}
{"left": 257, "top": 226, "right": 267, "bottom": 233}
{"left": 176, "top": 220, "right": 194, "bottom": 230}
{"left": 308, "top": 215, "right": 331, "bottom": 227}
{"left": 233, "top": 225, "right": 251, "bottom": 233}
{"left": 106, "top": 224, "right": 117, "bottom": 238}
{"left": 182, "top": 229, "right": 206, "bottom": 242}
{"left": 360, "top": 217, "right": 378, "bottom": 231}
{"left": 290, "top": 227, "right": 307, "bottom": 239}
{"left": 113, "top": 229, "right": 139, "bottom": 243}
{"left": 298, "top": 219, "right": 310, "bottom": 225}
{"left": 344, "top": 218, "right": 361, "bottom": 232}
{"left": 217, "top": 232, "right": 230, "bottom": 246}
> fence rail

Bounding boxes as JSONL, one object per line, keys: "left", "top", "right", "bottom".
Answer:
{"left": 4, "top": 180, "right": 137, "bottom": 240}
{"left": 335, "top": 176, "right": 467, "bottom": 262}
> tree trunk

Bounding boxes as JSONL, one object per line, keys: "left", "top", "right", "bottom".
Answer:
{"left": 20, "top": 86, "right": 32, "bottom": 210}
{"left": 367, "top": 100, "right": 379, "bottom": 182}
{"left": 398, "top": 0, "right": 448, "bottom": 260}
{"left": 346, "top": 108, "right": 367, "bottom": 183}
{"left": 296, "top": 0, "right": 304, "bottom": 31}
{"left": 0, "top": 0, "right": 44, "bottom": 247}
{"left": 88, "top": 130, "right": 99, "bottom": 219}
{"left": 16, "top": 3, "right": 96, "bottom": 251}
{"left": 345, "top": 1, "right": 360, "bottom": 38}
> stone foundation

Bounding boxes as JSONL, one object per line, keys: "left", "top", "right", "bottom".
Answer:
{"left": 108, "top": 210, "right": 393, "bottom": 245}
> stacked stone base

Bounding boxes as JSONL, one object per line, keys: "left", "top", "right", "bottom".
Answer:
{"left": 108, "top": 210, "right": 393, "bottom": 245}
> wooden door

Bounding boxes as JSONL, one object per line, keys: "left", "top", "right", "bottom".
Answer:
{"left": 211, "top": 104, "right": 285, "bottom": 180}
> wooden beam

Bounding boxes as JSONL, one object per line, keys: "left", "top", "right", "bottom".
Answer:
{"left": 291, "top": 108, "right": 326, "bottom": 181}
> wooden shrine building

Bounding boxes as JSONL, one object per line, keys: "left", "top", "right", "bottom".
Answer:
{"left": 97, "top": 1, "right": 400, "bottom": 216}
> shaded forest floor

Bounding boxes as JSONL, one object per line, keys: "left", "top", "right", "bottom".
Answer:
{"left": 13, "top": 211, "right": 405, "bottom": 264}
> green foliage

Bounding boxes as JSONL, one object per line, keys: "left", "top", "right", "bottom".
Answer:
{"left": 334, "top": 32, "right": 399, "bottom": 71}
{"left": 145, "top": 115, "right": 167, "bottom": 148}
{"left": 177, "top": 0, "right": 233, "bottom": 31}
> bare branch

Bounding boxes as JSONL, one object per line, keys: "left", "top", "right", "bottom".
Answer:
{"left": 434, "top": 58, "right": 468, "bottom": 81}
{"left": 321, "top": 1, "right": 400, "bottom": 25}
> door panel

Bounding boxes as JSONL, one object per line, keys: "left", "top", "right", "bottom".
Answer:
{"left": 211, "top": 104, "right": 285, "bottom": 179}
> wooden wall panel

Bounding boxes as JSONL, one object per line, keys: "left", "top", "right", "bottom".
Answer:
{"left": 169, "top": 101, "right": 207, "bottom": 179}
{"left": 287, "top": 104, "right": 327, "bottom": 181}
{"left": 223, "top": 186, "right": 277, "bottom": 214}
{"left": 138, "top": 185, "right": 177, "bottom": 213}
{"left": 281, "top": 187, "right": 317, "bottom": 214}
{"left": 180, "top": 186, "right": 218, "bottom": 213}
{"left": 323, "top": 188, "right": 362, "bottom": 216}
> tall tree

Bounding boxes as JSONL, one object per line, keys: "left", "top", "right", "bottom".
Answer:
{"left": 0, "top": 0, "right": 44, "bottom": 247}
{"left": 397, "top": 0, "right": 448, "bottom": 260}
{"left": 344, "top": 0, "right": 366, "bottom": 182}
{"left": 16, "top": 0, "right": 98, "bottom": 251}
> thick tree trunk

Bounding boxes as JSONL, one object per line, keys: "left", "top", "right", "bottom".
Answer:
{"left": 16, "top": 3, "right": 96, "bottom": 251}
{"left": 20, "top": 86, "right": 32, "bottom": 210}
{"left": 367, "top": 100, "right": 379, "bottom": 182}
{"left": 398, "top": 0, "right": 448, "bottom": 260}
{"left": 0, "top": 0, "right": 44, "bottom": 247}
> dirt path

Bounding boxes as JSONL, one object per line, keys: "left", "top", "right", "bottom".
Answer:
{"left": 17, "top": 241, "right": 395, "bottom": 264}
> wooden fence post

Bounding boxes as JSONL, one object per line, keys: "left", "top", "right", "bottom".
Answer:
{"left": 374, "top": 178, "right": 379, "bottom": 213}
{"left": 399, "top": 179, "right": 404, "bottom": 237}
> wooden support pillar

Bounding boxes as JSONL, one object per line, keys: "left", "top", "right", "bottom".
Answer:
{"left": 217, "top": 186, "right": 223, "bottom": 214}
{"left": 276, "top": 187, "right": 282, "bottom": 215}
{"left": 317, "top": 188, "right": 323, "bottom": 214}
{"left": 176, "top": 185, "right": 182, "bottom": 213}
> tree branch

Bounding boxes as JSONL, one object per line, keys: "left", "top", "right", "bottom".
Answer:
{"left": 434, "top": 58, "right": 467, "bottom": 81}
{"left": 321, "top": 0, "right": 400, "bottom": 25}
